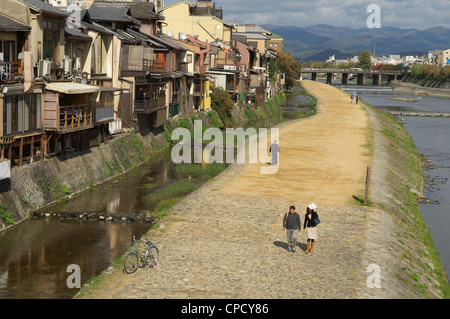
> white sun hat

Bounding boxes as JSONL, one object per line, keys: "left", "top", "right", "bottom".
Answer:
{"left": 307, "top": 203, "right": 317, "bottom": 211}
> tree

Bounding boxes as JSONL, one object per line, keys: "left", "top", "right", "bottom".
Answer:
{"left": 210, "top": 88, "right": 235, "bottom": 124}
{"left": 358, "top": 50, "right": 372, "bottom": 70}
{"left": 278, "top": 51, "right": 302, "bottom": 89}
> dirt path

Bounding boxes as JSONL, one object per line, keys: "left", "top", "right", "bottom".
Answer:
{"left": 221, "top": 80, "right": 371, "bottom": 205}
{"left": 76, "top": 81, "right": 380, "bottom": 300}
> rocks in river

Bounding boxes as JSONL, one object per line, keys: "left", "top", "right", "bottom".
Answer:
{"left": 32, "top": 211, "right": 153, "bottom": 223}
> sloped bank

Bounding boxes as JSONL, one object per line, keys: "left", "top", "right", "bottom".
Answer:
{"left": 360, "top": 100, "right": 450, "bottom": 298}
{"left": 0, "top": 130, "right": 170, "bottom": 231}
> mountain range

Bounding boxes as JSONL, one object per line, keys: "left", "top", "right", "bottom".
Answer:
{"left": 261, "top": 24, "right": 450, "bottom": 62}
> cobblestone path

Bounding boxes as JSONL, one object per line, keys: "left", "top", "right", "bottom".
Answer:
{"left": 77, "top": 81, "right": 392, "bottom": 299}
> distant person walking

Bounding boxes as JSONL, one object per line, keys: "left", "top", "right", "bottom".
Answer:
{"left": 283, "top": 205, "right": 301, "bottom": 252}
{"left": 356, "top": 96, "right": 359, "bottom": 104}
{"left": 350, "top": 95, "right": 354, "bottom": 104}
{"left": 269, "top": 139, "right": 279, "bottom": 166}
{"left": 304, "top": 203, "right": 319, "bottom": 254}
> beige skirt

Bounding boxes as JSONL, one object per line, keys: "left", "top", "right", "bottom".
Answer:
{"left": 306, "top": 227, "right": 318, "bottom": 240}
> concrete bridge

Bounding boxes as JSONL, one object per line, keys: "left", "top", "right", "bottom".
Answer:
{"left": 301, "top": 68, "right": 403, "bottom": 85}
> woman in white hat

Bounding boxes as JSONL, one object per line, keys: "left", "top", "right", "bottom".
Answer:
{"left": 303, "top": 203, "right": 319, "bottom": 254}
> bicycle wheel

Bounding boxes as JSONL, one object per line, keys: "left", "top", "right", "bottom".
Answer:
{"left": 123, "top": 252, "right": 139, "bottom": 274}
{"left": 145, "top": 246, "right": 159, "bottom": 268}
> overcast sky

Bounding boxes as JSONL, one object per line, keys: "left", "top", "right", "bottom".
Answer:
{"left": 163, "top": 0, "right": 450, "bottom": 29}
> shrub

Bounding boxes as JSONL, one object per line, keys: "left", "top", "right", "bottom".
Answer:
{"left": 0, "top": 203, "right": 14, "bottom": 225}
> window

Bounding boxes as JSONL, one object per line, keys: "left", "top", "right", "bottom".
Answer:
{"left": 186, "top": 54, "right": 193, "bottom": 63}
{"left": 43, "top": 19, "right": 60, "bottom": 61}
{"left": 3, "top": 94, "right": 41, "bottom": 135}
{"left": 0, "top": 41, "right": 16, "bottom": 63}
{"left": 101, "top": 92, "right": 114, "bottom": 108}
{"left": 91, "top": 36, "right": 110, "bottom": 75}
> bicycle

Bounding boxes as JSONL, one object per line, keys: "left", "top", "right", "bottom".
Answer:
{"left": 123, "top": 236, "right": 159, "bottom": 274}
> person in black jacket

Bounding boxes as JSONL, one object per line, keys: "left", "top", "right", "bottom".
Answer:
{"left": 303, "top": 203, "right": 319, "bottom": 254}
{"left": 283, "top": 205, "right": 301, "bottom": 252}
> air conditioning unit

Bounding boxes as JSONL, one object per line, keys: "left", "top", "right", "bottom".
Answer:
{"left": 62, "top": 58, "right": 72, "bottom": 74}
{"left": 38, "top": 59, "right": 52, "bottom": 77}
{"left": 73, "top": 57, "right": 81, "bottom": 71}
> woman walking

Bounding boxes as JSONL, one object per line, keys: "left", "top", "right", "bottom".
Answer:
{"left": 304, "top": 203, "right": 319, "bottom": 254}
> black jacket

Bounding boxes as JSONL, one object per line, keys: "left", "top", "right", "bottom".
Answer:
{"left": 283, "top": 212, "right": 301, "bottom": 230}
{"left": 304, "top": 211, "right": 319, "bottom": 228}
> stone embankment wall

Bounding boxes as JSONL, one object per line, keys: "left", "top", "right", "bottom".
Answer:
{"left": 390, "top": 78, "right": 450, "bottom": 98}
{"left": 0, "top": 130, "right": 169, "bottom": 231}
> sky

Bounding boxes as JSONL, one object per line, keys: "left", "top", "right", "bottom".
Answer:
{"left": 162, "top": 0, "right": 450, "bottom": 30}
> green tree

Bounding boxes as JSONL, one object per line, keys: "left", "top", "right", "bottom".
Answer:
{"left": 278, "top": 51, "right": 302, "bottom": 89}
{"left": 210, "top": 88, "right": 235, "bottom": 125}
{"left": 268, "top": 59, "right": 279, "bottom": 82}
{"left": 358, "top": 50, "right": 372, "bottom": 70}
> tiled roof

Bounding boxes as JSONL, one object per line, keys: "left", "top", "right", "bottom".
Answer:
{"left": 65, "top": 27, "right": 92, "bottom": 40}
{"left": 18, "top": 0, "right": 70, "bottom": 17}
{"left": 88, "top": 1, "right": 140, "bottom": 24}
{"left": 0, "top": 13, "right": 30, "bottom": 32}
{"left": 233, "top": 32, "right": 270, "bottom": 40}
{"left": 129, "top": 2, "right": 164, "bottom": 20}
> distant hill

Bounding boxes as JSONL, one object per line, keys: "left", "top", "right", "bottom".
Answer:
{"left": 261, "top": 24, "right": 450, "bottom": 61}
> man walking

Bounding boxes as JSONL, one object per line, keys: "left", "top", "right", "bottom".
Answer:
{"left": 283, "top": 205, "right": 301, "bottom": 252}
{"left": 269, "top": 139, "right": 279, "bottom": 166}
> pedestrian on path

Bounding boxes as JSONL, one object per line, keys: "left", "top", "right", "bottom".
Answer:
{"left": 350, "top": 94, "right": 354, "bottom": 104}
{"left": 283, "top": 205, "right": 301, "bottom": 252}
{"left": 304, "top": 203, "right": 319, "bottom": 254}
{"left": 269, "top": 139, "right": 279, "bottom": 166}
{"left": 356, "top": 96, "right": 359, "bottom": 104}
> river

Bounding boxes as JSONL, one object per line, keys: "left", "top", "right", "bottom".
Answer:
{"left": 0, "top": 92, "right": 307, "bottom": 299}
{"left": 339, "top": 81, "right": 450, "bottom": 281}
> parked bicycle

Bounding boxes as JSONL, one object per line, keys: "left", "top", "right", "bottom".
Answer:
{"left": 123, "top": 236, "right": 159, "bottom": 274}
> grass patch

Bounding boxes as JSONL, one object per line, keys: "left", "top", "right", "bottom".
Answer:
{"left": 175, "top": 163, "right": 225, "bottom": 181}
{"left": 151, "top": 197, "right": 183, "bottom": 220}
{"left": 146, "top": 180, "right": 197, "bottom": 202}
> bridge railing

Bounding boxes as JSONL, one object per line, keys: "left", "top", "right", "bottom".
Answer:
{"left": 301, "top": 68, "right": 402, "bottom": 75}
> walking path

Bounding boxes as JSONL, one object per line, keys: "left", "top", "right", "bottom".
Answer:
{"left": 77, "top": 81, "right": 404, "bottom": 299}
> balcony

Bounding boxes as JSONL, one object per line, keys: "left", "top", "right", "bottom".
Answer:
{"left": 58, "top": 104, "right": 93, "bottom": 132}
{"left": 178, "top": 62, "right": 190, "bottom": 74}
{"left": 134, "top": 95, "right": 166, "bottom": 114}
{"left": 135, "top": 98, "right": 157, "bottom": 114}
{"left": 0, "top": 62, "right": 20, "bottom": 81}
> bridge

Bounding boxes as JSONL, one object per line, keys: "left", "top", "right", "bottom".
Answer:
{"left": 300, "top": 68, "right": 403, "bottom": 85}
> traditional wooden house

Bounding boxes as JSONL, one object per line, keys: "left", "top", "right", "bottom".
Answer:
{"left": 0, "top": 2, "right": 46, "bottom": 170}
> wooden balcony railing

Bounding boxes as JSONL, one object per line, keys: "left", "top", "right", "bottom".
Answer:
{"left": 135, "top": 98, "right": 158, "bottom": 114}
{"left": 59, "top": 104, "right": 93, "bottom": 132}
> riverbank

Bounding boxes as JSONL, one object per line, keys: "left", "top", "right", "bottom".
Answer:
{"left": 74, "top": 80, "right": 449, "bottom": 299}
{"left": 358, "top": 96, "right": 449, "bottom": 298}
{"left": 0, "top": 91, "right": 287, "bottom": 232}
{"left": 390, "top": 80, "right": 450, "bottom": 98}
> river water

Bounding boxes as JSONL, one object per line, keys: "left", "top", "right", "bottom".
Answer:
{"left": 0, "top": 95, "right": 305, "bottom": 299}
{"left": 340, "top": 82, "right": 450, "bottom": 280}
